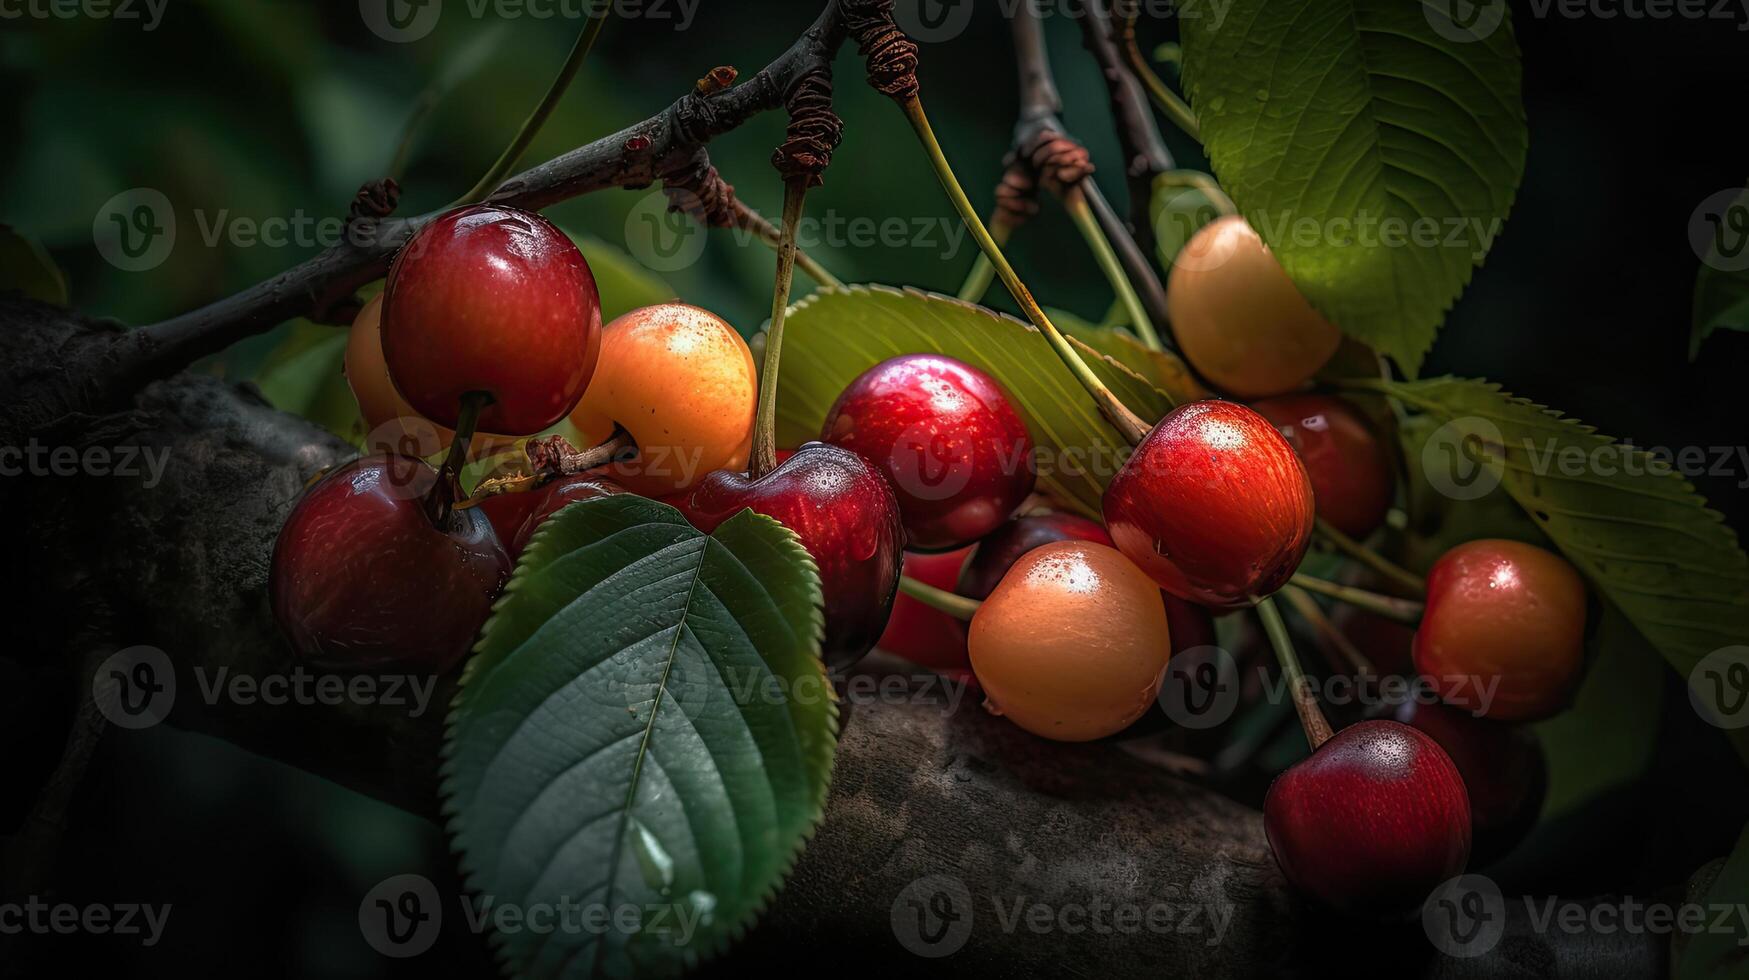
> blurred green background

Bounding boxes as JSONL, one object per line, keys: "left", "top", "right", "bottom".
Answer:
{"left": 6, "top": 1, "right": 1749, "bottom": 975}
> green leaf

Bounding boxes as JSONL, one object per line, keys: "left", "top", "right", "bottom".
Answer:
{"left": 443, "top": 495, "right": 834, "bottom": 979}
{"left": 0, "top": 224, "right": 68, "bottom": 306}
{"left": 1691, "top": 187, "right": 1749, "bottom": 358}
{"left": 777, "top": 286, "right": 1176, "bottom": 517}
{"left": 1180, "top": 1, "right": 1527, "bottom": 374}
{"left": 565, "top": 232, "right": 679, "bottom": 321}
{"left": 1365, "top": 376, "right": 1749, "bottom": 695}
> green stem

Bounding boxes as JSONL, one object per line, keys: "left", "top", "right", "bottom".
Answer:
{"left": 454, "top": 5, "right": 609, "bottom": 206}
{"left": 1256, "top": 596, "right": 1332, "bottom": 750}
{"left": 1063, "top": 184, "right": 1162, "bottom": 350}
{"left": 1288, "top": 573, "right": 1424, "bottom": 626}
{"left": 427, "top": 391, "right": 491, "bottom": 527}
{"left": 900, "top": 97, "right": 1151, "bottom": 446}
{"left": 899, "top": 575, "right": 982, "bottom": 622}
{"left": 1280, "top": 584, "right": 1375, "bottom": 678}
{"left": 1314, "top": 518, "right": 1427, "bottom": 596}
{"left": 738, "top": 202, "right": 842, "bottom": 289}
{"left": 1155, "top": 170, "right": 1237, "bottom": 217}
{"left": 749, "top": 180, "right": 807, "bottom": 479}
{"left": 955, "top": 216, "right": 1008, "bottom": 303}
{"left": 1119, "top": 32, "right": 1201, "bottom": 143}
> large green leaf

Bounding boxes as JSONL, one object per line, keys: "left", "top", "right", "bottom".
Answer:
{"left": 1364, "top": 376, "right": 1749, "bottom": 687}
{"left": 1691, "top": 185, "right": 1749, "bottom": 358}
{"left": 443, "top": 496, "right": 834, "bottom": 979}
{"left": 1180, "top": 1, "right": 1527, "bottom": 374}
{"left": 776, "top": 286, "right": 1177, "bottom": 517}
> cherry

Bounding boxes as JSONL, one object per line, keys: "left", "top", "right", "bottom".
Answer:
{"left": 270, "top": 454, "right": 510, "bottom": 671}
{"left": 1392, "top": 699, "right": 1547, "bottom": 866}
{"left": 1414, "top": 539, "right": 1588, "bottom": 721}
{"left": 571, "top": 303, "right": 758, "bottom": 497}
{"left": 507, "top": 475, "right": 624, "bottom": 558}
{"left": 382, "top": 204, "right": 602, "bottom": 435}
{"left": 676, "top": 442, "right": 904, "bottom": 669}
{"left": 1253, "top": 394, "right": 1395, "bottom": 539}
{"left": 1102, "top": 400, "right": 1316, "bottom": 607}
{"left": 345, "top": 295, "right": 513, "bottom": 459}
{"left": 968, "top": 541, "right": 1170, "bottom": 741}
{"left": 475, "top": 486, "right": 545, "bottom": 548}
{"left": 958, "top": 513, "right": 1111, "bottom": 600}
{"left": 820, "top": 353, "right": 1035, "bottom": 551}
{"left": 960, "top": 511, "right": 1218, "bottom": 655}
{"left": 1263, "top": 719, "right": 1471, "bottom": 916}
{"left": 877, "top": 546, "right": 975, "bottom": 676}
{"left": 1167, "top": 215, "right": 1342, "bottom": 398}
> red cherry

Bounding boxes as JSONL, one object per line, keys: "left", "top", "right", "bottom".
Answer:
{"left": 475, "top": 488, "right": 544, "bottom": 548}
{"left": 877, "top": 547, "right": 975, "bottom": 675}
{"left": 1392, "top": 699, "right": 1547, "bottom": 866}
{"left": 1252, "top": 394, "right": 1395, "bottom": 539}
{"left": 1414, "top": 539, "right": 1588, "bottom": 721}
{"left": 821, "top": 354, "right": 1034, "bottom": 551}
{"left": 1264, "top": 720, "right": 1471, "bottom": 916}
{"left": 270, "top": 455, "right": 510, "bottom": 671}
{"left": 676, "top": 442, "right": 904, "bottom": 669}
{"left": 382, "top": 205, "right": 602, "bottom": 435}
{"left": 508, "top": 476, "right": 625, "bottom": 558}
{"left": 1103, "top": 400, "right": 1315, "bottom": 607}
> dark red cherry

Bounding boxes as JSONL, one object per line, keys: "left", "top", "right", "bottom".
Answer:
{"left": 507, "top": 475, "right": 625, "bottom": 558}
{"left": 958, "top": 513, "right": 1111, "bottom": 600}
{"left": 877, "top": 546, "right": 975, "bottom": 677}
{"left": 476, "top": 487, "right": 545, "bottom": 548}
{"left": 676, "top": 442, "right": 904, "bottom": 669}
{"left": 821, "top": 354, "right": 1034, "bottom": 551}
{"left": 1264, "top": 719, "right": 1471, "bottom": 916}
{"left": 1253, "top": 394, "right": 1395, "bottom": 539}
{"left": 1103, "top": 400, "right": 1315, "bottom": 607}
{"left": 1393, "top": 700, "right": 1546, "bottom": 866}
{"left": 270, "top": 454, "right": 511, "bottom": 672}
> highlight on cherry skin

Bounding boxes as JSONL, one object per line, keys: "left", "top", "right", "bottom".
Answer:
{"left": 674, "top": 441, "right": 904, "bottom": 670}
{"left": 1414, "top": 538, "right": 1589, "bottom": 721}
{"left": 1103, "top": 399, "right": 1316, "bottom": 607}
{"left": 1167, "top": 215, "right": 1343, "bottom": 398}
{"left": 821, "top": 353, "right": 1036, "bottom": 551}
{"left": 1263, "top": 719, "right": 1472, "bottom": 918}
{"left": 571, "top": 302, "right": 758, "bottom": 497}
{"left": 381, "top": 203, "right": 603, "bottom": 435}
{"left": 1252, "top": 393, "right": 1396, "bottom": 540}
{"left": 269, "top": 454, "right": 511, "bottom": 673}
{"left": 968, "top": 540, "right": 1171, "bottom": 742}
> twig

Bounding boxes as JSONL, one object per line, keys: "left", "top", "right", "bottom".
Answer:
{"left": 1256, "top": 596, "right": 1333, "bottom": 750}
{"left": 1280, "top": 584, "right": 1375, "bottom": 678}
{"left": 1076, "top": 0, "right": 1174, "bottom": 251}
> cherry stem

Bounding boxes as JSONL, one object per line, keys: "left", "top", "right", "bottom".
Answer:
{"left": 1287, "top": 573, "right": 1424, "bottom": 625}
{"left": 1256, "top": 596, "right": 1333, "bottom": 751}
{"left": 1113, "top": 8, "right": 1201, "bottom": 143}
{"left": 898, "top": 575, "right": 982, "bottom": 622}
{"left": 1280, "top": 584, "right": 1376, "bottom": 678}
{"left": 1154, "top": 170, "right": 1238, "bottom": 217}
{"left": 454, "top": 2, "right": 610, "bottom": 206}
{"left": 1313, "top": 518, "right": 1427, "bottom": 596}
{"left": 899, "top": 96, "right": 1152, "bottom": 446}
{"left": 955, "top": 215, "right": 1010, "bottom": 303}
{"left": 1062, "top": 184, "right": 1163, "bottom": 351}
{"left": 735, "top": 200, "right": 842, "bottom": 289}
{"left": 426, "top": 391, "right": 492, "bottom": 527}
{"left": 749, "top": 178, "right": 808, "bottom": 479}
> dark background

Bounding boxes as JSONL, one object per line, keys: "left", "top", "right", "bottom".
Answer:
{"left": 4, "top": 0, "right": 1747, "bottom": 975}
